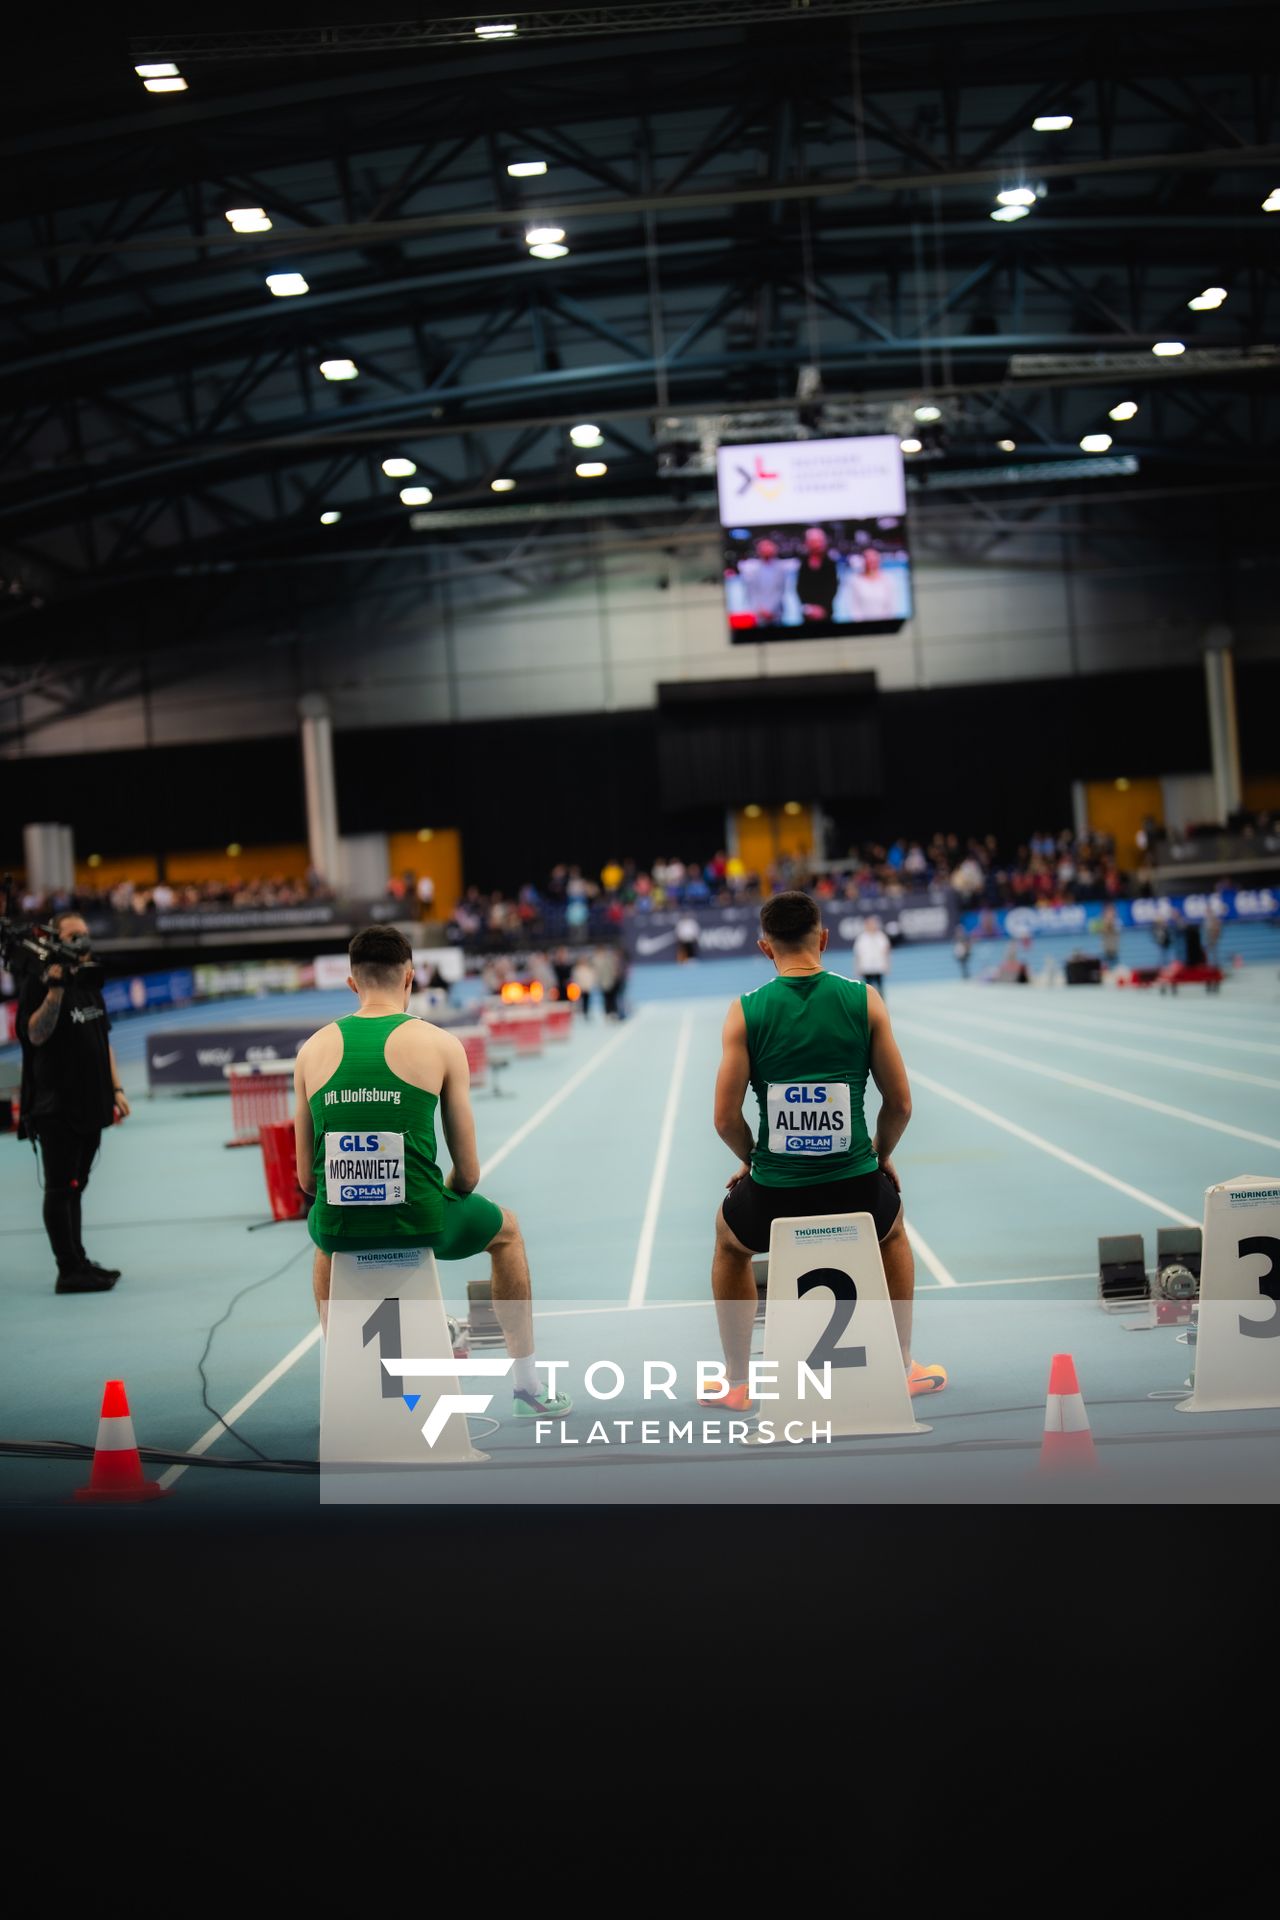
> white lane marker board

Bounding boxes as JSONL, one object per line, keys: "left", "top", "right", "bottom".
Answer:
{"left": 1179, "top": 1177, "right": 1280, "bottom": 1415}
{"left": 320, "top": 1247, "right": 490, "bottom": 1466}
{"left": 757, "top": 1213, "right": 930, "bottom": 1439}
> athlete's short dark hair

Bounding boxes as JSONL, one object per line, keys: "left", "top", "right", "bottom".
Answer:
{"left": 759, "top": 890, "right": 821, "bottom": 946}
{"left": 349, "top": 924, "right": 413, "bottom": 987}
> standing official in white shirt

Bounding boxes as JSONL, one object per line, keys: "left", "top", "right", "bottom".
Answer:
{"left": 853, "top": 914, "right": 892, "bottom": 995}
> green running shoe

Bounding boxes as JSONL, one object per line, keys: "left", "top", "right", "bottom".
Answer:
{"left": 512, "top": 1388, "right": 573, "bottom": 1420}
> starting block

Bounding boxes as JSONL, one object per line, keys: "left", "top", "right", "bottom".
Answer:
{"left": 756, "top": 1214, "right": 930, "bottom": 1438}
{"left": 320, "top": 1247, "right": 492, "bottom": 1475}
{"left": 1178, "top": 1177, "right": 1280, "bottom": 1414}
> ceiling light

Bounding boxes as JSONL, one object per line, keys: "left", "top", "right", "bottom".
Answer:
{"left": 400, "top": 486, "right": 433, "bottom": 506}
{"left": 319, "top": 358, "right": 358, "bottom": 381}
{"left": 528, "top": 242, "right": 569, "bottom": 259}
{"left": 225, "top": 207, "right": 272, "bottom": 233}
{"left": 783, "top": 802, "right": 803, "bottom": 815}
{"left": 1080, "top": 433, "right": 1113, "bottom": 452}
{"left": 914, "top": 405, "right": 941, "bottom": 423}
{"left": 899, "top": 438, "right": 922, "bottom": 454}
{"left": 1108, "top": 400, "right": 1138, "bottom": 421}
{"left": 575, "top": 461, "right": 607, "bottom": 477}
{"left": 382, "top": 457, "right": 416, "bottom": 477}
{"left": 991, "top": 204, "right": 1031, "bottom": 222}
{"left": 475, "top": 22, "right": 518, "bottom": 37}
{"left": 320, "top": 511, "right": 342, "bottom": 525}
{"left": 525, "top": 226, "right": 565, "bottom": 245}
{"left": 997, "top": 438, "right": 1017, "bottom": 452}
{"left": 491, "top": 477, "right": 517, "bottom": 492}
{"left": 266, "top": 273, "right": 308, "bottom": 296}
{"left": 570, "top": 424, "right": 603, "bottom": 447}
{"left": 143, "top": 77, "right": 188, "bottom": 92}
{"left": 1152, "top": 340, "right": 1185, "bottom": 356}
{"left": 134, "top": 62, "right": 179, "bottom": 77}
{"left": 1188, "top": 287, "right": 1227, "bottom": 310}
{"left": 996, "top": 188, "right": 1037, "bottom": 207}
{"left": 1032, "top": 114, "right": 1073, "bottom": 131}
{"left": 744, "top": 805, "right": 762, "bottom": 818}
{"left": 1262, "top": 189, "right": 1280, "bottom": 212}
{"left": 507, "top": 161, "right": 548, "bottom": 178}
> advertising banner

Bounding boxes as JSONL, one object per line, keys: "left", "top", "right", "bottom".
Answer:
{"left": 622, "top": 893, "right": 955, "bottom": 964}
{"left": 961, "top": 886, "right": 1279, "bottom": 941}
{"left": 102, "top": 968, "right": 196, "bottom": 1016}
{"left": 146, "top": 1024, "right": 315, "bottom": 1090}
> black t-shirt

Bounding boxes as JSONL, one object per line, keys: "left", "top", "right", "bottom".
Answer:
{"left": 18, "top": 971, "right": 115, "bottom": 1131}
{"left": 798, "top": 553, "right": 839, "bottom": 615}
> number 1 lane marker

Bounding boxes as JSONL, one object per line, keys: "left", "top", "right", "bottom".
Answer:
{"left": 160, "top": 1014, "right": 643, "bottom": 1487}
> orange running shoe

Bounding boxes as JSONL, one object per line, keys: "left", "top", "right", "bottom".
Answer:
{"left": 698, "top": 1380, "right": 754, "bottom": 1412}
{"left": 908, "top": 1362, "right": 948, "bottom": 1397}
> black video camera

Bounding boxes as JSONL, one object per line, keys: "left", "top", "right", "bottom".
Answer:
{"left": 0, "top": 915, "right": 102, "bottom": 987}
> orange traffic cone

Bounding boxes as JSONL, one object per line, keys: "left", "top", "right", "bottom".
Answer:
{"left": 1039, "top": 1353, "right": 1098, "bottom": 1471}
{"left": 75, "top": 1380, "right": 167, "bottom": 1503}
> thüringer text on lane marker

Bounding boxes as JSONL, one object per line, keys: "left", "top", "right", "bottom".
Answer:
{"left": 628, "top": 1010, "right": 694, "bottom": 1308}
{"left": 908, "top": 1068, "right": 1199, "bottom": 1227}
{"left": 161, "top": 1016, "right": 643, "bottom": 1486}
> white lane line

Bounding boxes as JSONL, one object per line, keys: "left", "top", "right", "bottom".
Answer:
{"left": 908, "top": 1067, "right": 1199, "bottom": 1226}
{"left": 944, "top": 1008, "right": 1280, "bottom": 1092}
{"left": 157, "top": 1324, "right": 320, "bottom": 1490}
{"left": 628, "top": 1010, "right": 694, "bottom": 1308}
{"left": 904, "top": 1220, "right": 957, "bottom": 1286}
{"left": 533, "top": 1270, "right": 1097, "bottom": 1318}
{"left": 472, "top": 1015, "right": 640, "bottom": 1182}
{"left": 963, "top": 1004, "right": 1280, "bottom": 1058}
{"left": 160, "top": 1018, "right": 643, "bottom": 1486}
{"left": 935, "top": 1270, "right": 1094, "bottom": 1290}
{"left": 898, "top": 1017, "right": 1280, "bottom": 1154}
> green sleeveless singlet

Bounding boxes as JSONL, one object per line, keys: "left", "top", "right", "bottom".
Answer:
{"left": 307, "top": 1013, "right": 446, "bottom": 1248}
{"left": 740, "top": 971, "right": 878, "bottom": 1188}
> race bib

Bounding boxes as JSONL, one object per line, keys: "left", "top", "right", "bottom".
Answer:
{"left": 324, "top": 1131, "right": 406, "bottom": 1206}
{"left": 766, "top": 1083, "right": 852, "bottom": 1157}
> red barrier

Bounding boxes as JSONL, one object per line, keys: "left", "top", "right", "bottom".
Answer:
{"left": 261, "top": 1120, "right": 307, "bottom": 1220}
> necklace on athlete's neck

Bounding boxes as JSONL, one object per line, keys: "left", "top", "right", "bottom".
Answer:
{"left": 778, "top": 965, "right": 822, "bottom": 976}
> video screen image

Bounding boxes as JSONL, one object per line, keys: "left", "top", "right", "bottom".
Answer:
{"left": 717, "top": 435, "right": 912, "bottom": 641}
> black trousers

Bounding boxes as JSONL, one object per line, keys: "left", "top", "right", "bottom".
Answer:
{"left": 37, "top": 1121, "right": 102, "bottom": 1274}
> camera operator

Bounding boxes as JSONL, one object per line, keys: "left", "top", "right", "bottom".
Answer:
{"left": 17, "top": 911, "right": 129, "bottom": 1293}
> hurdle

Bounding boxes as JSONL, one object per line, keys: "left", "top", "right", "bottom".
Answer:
{"left": 752, "top": 1213, "right": 931, "bottom": 1439}
{"left": 454, "top": 1023, "right": 490, "bottom": 1090}
{"left": 483, "top": 1004, "right": 545, "bottom": 1057}
{"left": 223, "top": 1059, "right": 295, "bottom": 1147}
{"left": 320, "top": 1246, "right": 492, "bottom": 1497}
{"left": 544, "top": 1004, "right": 574, "bottom": 1043}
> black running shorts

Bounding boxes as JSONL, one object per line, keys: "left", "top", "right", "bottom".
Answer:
{"left": 722, "top": 1168, "right": 902, "bottom": 1253}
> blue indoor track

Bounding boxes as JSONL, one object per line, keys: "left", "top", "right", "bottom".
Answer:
{"left": 3, "top": 927, "right": 1279, "bottom": 1509}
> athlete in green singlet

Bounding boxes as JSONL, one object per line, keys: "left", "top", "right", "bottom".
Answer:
{"left": 707, "top": 889, "right": 947, "bottom": 1412}
{"left": 294, "top": 925, "right": 571, "bottom": 1421}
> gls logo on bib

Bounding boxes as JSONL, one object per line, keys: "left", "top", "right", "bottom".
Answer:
{"left": 767, "top": 1082, "right": 852, "bottom": 1155}
{"left": 324, "top": 1131, "right": 407, "bottom": 1206}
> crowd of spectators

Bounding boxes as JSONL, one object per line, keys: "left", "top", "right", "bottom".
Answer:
{"left": 15, "top": 809, "right": 1274, "bottom": 934}
{"left": 444, "top": 828, "right": 1137, "bottom": 943}
{"left": 13, "top": 873, "right": 336, "bottom": 919}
